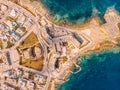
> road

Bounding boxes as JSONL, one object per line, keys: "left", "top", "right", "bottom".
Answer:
{"left": 0, "top": 1, "right": 51, "bottom": 90}
{"left": 35, "top": 14, "right": 51, "bottom": 90}
{"left": 0, "top": 1, "right": 95, "bottom": 90}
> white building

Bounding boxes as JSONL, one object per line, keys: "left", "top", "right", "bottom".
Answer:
{"left": 11, "top": 31, "right": 20, "bottom": 41}
{"left": 40, "top": 19, "right": 47, "bottom": 26}
{"left": 16, "top": 27, "right": 26, "bottom": 36}
{"left": 34, "top": 46, "right": 42, "bottom": 58}
{"left": 23, "top": 48, "right": 31, "bottom": 59}
{"left": 10, "top": 8, "right": 19, "bottom": 17}
{"left": 6, "top": 21, "right": 13, "bottom": 30}
{"left": 27, "top": 81, "right": 35, "bottom": 90}
{"left": 23, "top": 19, "right": 33, "bottom": 30}
{"left": 17, "top": 13, "right": 26, "bottom": 25}
{"left": 1, "top": 4, "right": 8, "bottom": 11}
{"left": 61, "top": 46, "right": 67, "bottom": 56}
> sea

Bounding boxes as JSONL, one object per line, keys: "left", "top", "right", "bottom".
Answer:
{"left": 58, "top": 48, "right": 120, "bottom": 90}
{"left": 40, "top": 0, "right": 120, "bottom": 90}
{"left": 40, "top": 0, "right": 120, "bottom": 24}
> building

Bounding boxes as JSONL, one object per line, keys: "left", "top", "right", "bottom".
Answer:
{"left": 23, "top": 48, "right": 31, "bottom": 59}
{"left": 45, "top": 26, "right": 55, "bottom": 38}
{"left": 34, "top": 74, "right": 43, "bottom": 84}
{"left": 55, "top": 42, "right": 62, "bottom": 53}
{"left": 0, "top": 23, "right": 10, "bottom": 32}
{"left": 61, "top": 46, "right": 67, "bottom": 56}
{"left": 10, "top": 8, "right": 19, "bottom": 17}
{"left": 23, "top": 71, "right": 29, "bottom": 79}
{"left": 16, "top": 27, "right": 26, "bottom": 36}
{"left": 23, "top": 19, "right": 33, "bottom": 30}
{"left": 1, "top": 4, "right": 8, "bottom": 11}
{"left": 17, "top": 13, "right": 26, "bottom": 26}
{"left": 40, "top": 19, "right": 47, "bottom": 26}
{"left": 34, "top": 46, "right": 42, "bottom": 58}
{"left": 41, "top": 28, "right": 53, "bottom": 46}
{"left": 2, "top": 70, "right": 12, "bottom": 77}
{"left": 27, "top": 81, "right": 35, "bottom": 90}
{"left": 6, "top": 21, "right": 13, "bottom": 30}
{"left": 73, "top": 33, "right": 83, "bottom": 44}
{"left": 5, "top": 52, "right": 12, "bottom": 65}
{"left": 11, "top": 31, "right": 21, "bottom": 41}
{"left": 3, "top": 82, "right": 20, "bottom": 90}
{"left": 71, "top": 37, "right": 81, "bottom": 48}
{"left": 18, "top": 78, "right": 27, "bottom": 88}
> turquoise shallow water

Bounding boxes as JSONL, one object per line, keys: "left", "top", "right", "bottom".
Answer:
{"left": 40, "top": 0, "right": 120, "bottom": 24}
{"left": 58, "top": 49, "right": 120, "bottom": 90}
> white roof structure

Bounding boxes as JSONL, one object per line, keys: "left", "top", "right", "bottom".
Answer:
{"left": 6, "top": 21, "right": 13, "bottom": 30}
{"left": 23, "top": 49, "right": 31, "bottom": 59}
{"left": 40, "top": 19, "right": 47, "bottom": 26}
{"left": 34, "top": 46, "right": 42, "bottom": 57}
{"left": 10, "top": 8, "right": 19, "bottom": 17}
{"left": 12, "top": 32, "right": 20, "bottom": 41}
{"left": 1, "top": 4, "right": 8, "bottom": 11}
{"left": 27, "top": 81, "right": 35, "bottom": 89}
{"left": 17, "top": 13, "right": 26, "bottom": 25}
{"left": 16, "top": 28, "right": 26, "bottom": 36}
{"left": 23, "top": 20, "right": 32, "bottom": 30}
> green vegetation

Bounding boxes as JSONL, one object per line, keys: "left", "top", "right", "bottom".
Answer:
{"left": 28, "top": 72, "right": 35, "bottom": 80}
{"left": 9, "top": 0, "right": 19, "bottom": 3}
{"left": 41, "top": 76, "right": 47, "bottom": 85}
{"left": 48, "top": 82, "right": 52, "bottom": 90}
{"left": 117, "top": 23, "right": 120, "bottom": 29}
{"left": 116, "top": 37, "right": 120, "bottom": 47}
{"left": 21, "top": 55, "right": 44, "bottom": 71}
{"left": 19, "top": 32, "right": 39, "bottom": 48}
{"left": 99, "top": 40, "right": 115, "bottom": 48}
{"left": 0, "top": 59, "right": 3, "bottom": 63}
{"left": 58, "top": 56, "right": 68, "bottom": 64}
{"left": 20, "top": 27, "right": 26, "bottom": 31}
{"left": 6, "top": 16, "right": 20, "bottom": 30}
{"left": 18, "top": 32, "right": 44, "bottom": 71}
{"left": 0, "top": 40, "right": 3, "bottom": 49}
{"left": 14, "top": 24, "right": 20, "bottom": 31}
{"left": 7, "top": 41, "right": 14, "bottom": 48}
{"left": 6, "top": 16, "right": 16, "bottom": 22}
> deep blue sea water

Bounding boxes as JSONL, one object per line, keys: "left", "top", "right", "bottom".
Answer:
{"left": 40, "top": 0, "right": 120, "bottom": 24}
{"left": 58, "top": 49, "right": 120, "bottom": 90}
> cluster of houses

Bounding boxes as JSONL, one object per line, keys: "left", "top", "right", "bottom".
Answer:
{"left": 41, "top": 24, "right": 83, "bottom": 56}
{"left": 0, "top": 51, "right": 12, "bottom": 68}
{"left": 0, "top": 3, "right": 8, "bottom": 18}
{"left": 1, "top": 68, "right": 47, "bottom": 90}
{"left": 40, "top": 21, "right": 84, "bottom": 71}
{"left": 0, "top": 3, "right": 34, "bottom": 49}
